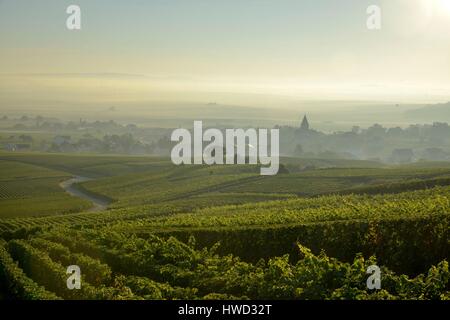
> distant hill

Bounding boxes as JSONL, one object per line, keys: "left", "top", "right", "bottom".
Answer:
{"left": 405, "top": 101, "right": 450, "bottom": 122}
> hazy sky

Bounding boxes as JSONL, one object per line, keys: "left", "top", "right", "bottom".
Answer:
{"left": 1, "top": 0, "right": 450, "bottom": 107}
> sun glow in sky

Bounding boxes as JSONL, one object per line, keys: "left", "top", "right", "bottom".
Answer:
{"left": 439, "top": 0, "right": 450, "bottom": 13}
{"left": 0, "top": 0, "right": 449, "bottom": 108}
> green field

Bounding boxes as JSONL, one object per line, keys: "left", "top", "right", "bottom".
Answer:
{"left": 0, "top": 152, "right": 449, "bottom": 300}
{"left": 0, "top": 159, "right": 91, "bottom": 218}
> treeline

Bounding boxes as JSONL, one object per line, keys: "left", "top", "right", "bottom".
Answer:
{"left": 279, "top": 121, "right": 450, "bottom": 162}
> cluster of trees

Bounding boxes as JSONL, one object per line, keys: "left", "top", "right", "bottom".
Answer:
{"left": 4, "top": 113, "right": 450, "bottom": 162}
{"left": 1, "top": 116, "right": 136, "bottom": 133}
{"left": 279, "top": 122, "right": 450, "bottom": 163}
{"left": 0, "top": 115, "right": 172, "bottom": 155}
{"left": 48, "top": 133, "right": 154, "bottom": 154}
{"left": 143, "top": 121, "right": 450, "bottom": 163}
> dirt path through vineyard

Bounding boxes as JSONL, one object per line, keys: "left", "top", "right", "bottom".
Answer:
{"left": 59, "top": 176, "right": 110, "bottom": 212}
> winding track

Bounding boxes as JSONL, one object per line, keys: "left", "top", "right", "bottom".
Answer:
{"left": 59, "top": 176, "right": 110, "bottom": 212}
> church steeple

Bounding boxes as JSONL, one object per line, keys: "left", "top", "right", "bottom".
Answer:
{"left": 300, "top": 115, "right": 310, "bottom": 130}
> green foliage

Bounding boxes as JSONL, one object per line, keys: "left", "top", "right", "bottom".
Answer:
{"left": 0, "top": 241, "right": 61, "bottom": 300}
{"left": 29, "top": 238, "right": 113, "bottom": 286}
{"left": 0, "top": 154, "right": 449, "bottom": 300}
{"left": 26, "top": 229, "right": 448, "bottom": 300}
{"left": 7, "top": 239, "right": 137, "bottom": 300}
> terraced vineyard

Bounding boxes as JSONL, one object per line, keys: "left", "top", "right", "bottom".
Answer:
{"left": 0, "top": 228, "right": 448, "bottom": 300}
{"left": 0, "top": 159, "right": 90, "bottom": 218}
{"left": 0, "top": 153, "right": 448, "bottom": 300}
